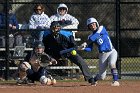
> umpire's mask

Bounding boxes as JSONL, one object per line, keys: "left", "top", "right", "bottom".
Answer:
{"left": 50, "top": 21, "right": 61, "bottom": 36}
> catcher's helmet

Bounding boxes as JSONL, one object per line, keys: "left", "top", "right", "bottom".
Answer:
{"left": 34, "top": 41, "right": 45, "bottom": 49}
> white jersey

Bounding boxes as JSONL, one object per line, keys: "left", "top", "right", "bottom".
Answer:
{"left": 50, "top": 4, "right": 79, "bottom": 29}
{"left": 29, "top": 12, "right": 51, "bottom": 29}
{"left": 50, "top": 14, "right": 79, "bottom": 29}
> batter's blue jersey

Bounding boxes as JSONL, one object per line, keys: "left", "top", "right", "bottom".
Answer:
{"left": 84, "top": 26, "right": 113, "bottom": 53}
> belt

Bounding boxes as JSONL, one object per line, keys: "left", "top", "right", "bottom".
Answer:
{"left": 99, "top": 50, "right": 112, "bottom": 53}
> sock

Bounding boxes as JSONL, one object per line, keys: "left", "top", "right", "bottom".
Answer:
{"left": 111, "top": 68, "right": 118, "bottom": 81}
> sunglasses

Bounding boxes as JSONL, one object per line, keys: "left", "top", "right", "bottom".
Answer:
{"left": 36, "top": 8, "right": 42, "bottom": 10}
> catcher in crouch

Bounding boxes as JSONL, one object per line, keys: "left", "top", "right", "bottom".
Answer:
{"left": 17, "top": 41, "right": 57, "bottom": 85}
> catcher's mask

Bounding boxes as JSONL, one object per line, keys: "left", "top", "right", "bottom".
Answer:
{"left": 50, "top": 21, "right": 61, "bottom": 36}
{"left": 34, "top": 41, "right": 45, "bottom": 54}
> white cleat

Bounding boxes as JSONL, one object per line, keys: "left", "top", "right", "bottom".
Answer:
{"left": 111, "top": 81, "right": 120, "bottom": 86}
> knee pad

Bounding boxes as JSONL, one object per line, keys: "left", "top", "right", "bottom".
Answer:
{"left": 20, "top": 62, "right": 31, "bottom": 71}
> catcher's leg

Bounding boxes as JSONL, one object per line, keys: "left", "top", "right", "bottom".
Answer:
{"left": 19, "top": 70, "right": 27, "bottom": 80}
{"left": 17, "top": 62, "right": 31, "bottom": 84}
{"left": 17, "top": 70, "right": 28, "bottom": 84}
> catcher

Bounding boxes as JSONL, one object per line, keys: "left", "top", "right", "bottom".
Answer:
{"left": 17, "top": 41, "right": 57, "bottom": 85}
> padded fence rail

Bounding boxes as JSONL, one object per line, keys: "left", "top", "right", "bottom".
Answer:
{"left": 2, "top": 66, "right": 96, "bottom": 70}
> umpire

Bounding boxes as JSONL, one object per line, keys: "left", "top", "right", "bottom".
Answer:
{"left": 42, "top": 21, "right": 95, "bottom": 85}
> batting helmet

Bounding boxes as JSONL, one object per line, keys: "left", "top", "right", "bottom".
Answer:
{"left": 86, "top": 17, "right": 99, "bottom": 27}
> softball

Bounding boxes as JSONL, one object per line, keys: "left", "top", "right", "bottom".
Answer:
{"left": 71, "top": 50, "right": 77, "bottom": 55}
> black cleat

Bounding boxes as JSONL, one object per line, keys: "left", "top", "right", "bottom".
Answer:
{"left": 88, "top": 78, "right": 97, "bottom": 86}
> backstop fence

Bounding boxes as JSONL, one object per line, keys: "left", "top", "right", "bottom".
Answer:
{"left": 0, "top": 0, "right": 140, "bottom": 80}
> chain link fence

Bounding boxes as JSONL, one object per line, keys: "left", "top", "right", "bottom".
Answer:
{"left": 0, "top": 0, "right": 140, "bottom": 80}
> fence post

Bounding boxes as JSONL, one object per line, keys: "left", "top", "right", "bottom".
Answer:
{"left": 116, "top": 0, "right": 121, "bottom": 79}
{"left": 5, "top": 0, "right": 10, "bottom": 80}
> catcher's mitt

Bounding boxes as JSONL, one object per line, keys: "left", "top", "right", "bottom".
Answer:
{"left": 39, "top": 54, "right": 51, "bottom": 67}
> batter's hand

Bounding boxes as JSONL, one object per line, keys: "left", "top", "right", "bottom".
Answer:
{"left": 77, "top": 42, "right": 87, "bottom": 50}
{"left": 77, "top": 46, "right": 84, "bottom": 50}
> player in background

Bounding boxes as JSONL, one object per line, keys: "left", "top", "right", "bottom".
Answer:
{"left": 43, "top": 21, "right": 95, "bottom": 85}
{"left": 78, "top": 17, "right": 120, "bottom": 86}
{"left": 17, "top": 41, "right": 57, "bottom": 85}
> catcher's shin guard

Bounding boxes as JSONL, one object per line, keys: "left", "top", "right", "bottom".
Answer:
{"left": 17, "top": 62, "right": 31, "bottom": 84}
{"left": 18, "top": 62, "right": 32, "bottom": 80}
{"left": 16, "top": 70, "right": 28, "bottom": 84}
{"left": 19, "top": 70, "right": 27, "bottom": 80}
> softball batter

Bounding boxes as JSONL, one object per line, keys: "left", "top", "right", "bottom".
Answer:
{"left": 78, "top": 17, "right": 120, "bottom": 86}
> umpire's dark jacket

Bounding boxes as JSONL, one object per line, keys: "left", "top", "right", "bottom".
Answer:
{"left": 42, "top": 29, "right": 94, "bottom": 82}
{"left": 43, "top": 30, "right": 76, "bottom": 59}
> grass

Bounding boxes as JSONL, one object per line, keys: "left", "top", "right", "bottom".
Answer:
{"left": 84, "top": 57, "right": 140, "bottom": 72}
{"left": 121, "top": 57, "right": 140, "bottom": 72}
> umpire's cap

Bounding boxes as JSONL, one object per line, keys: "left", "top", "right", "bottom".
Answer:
{"left": 50, "top": 21, "right": 61, "bottom": 28}
{"left": 34, "top": 41, "right": 45, "bottom": 49}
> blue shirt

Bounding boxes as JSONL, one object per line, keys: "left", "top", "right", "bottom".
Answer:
{"left": 0, "top": 13, "right": 19, "bottom": 29}
{"left": 84, "top": 26, "right": 113, "bottom": 53}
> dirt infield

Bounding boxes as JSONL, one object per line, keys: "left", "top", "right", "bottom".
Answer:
{"left": 0, "top": 80, "right": 140, "bottom": 93}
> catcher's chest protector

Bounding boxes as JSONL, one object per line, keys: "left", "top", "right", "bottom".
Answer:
{"left": 29, "top": 54, "right": 41, "bottom": 72}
